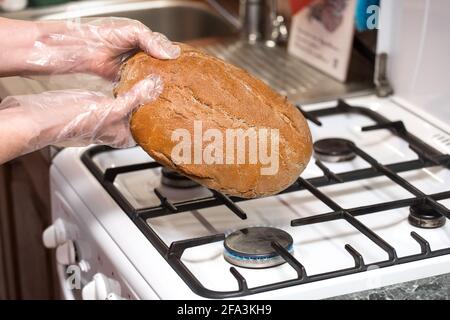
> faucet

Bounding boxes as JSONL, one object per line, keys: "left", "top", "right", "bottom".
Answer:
{"left": 207, "top": 0, "right": 288, "bottom": 47}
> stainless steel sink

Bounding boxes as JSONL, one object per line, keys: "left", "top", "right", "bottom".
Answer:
{"left": 2, "top": 0, "right": 238, "bottom": 42}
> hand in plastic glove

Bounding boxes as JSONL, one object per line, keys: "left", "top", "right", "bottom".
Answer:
{"left": 0, "top": 17, "right": 180, "bottom": 79}
{"left": 0, "top": 75, "right": 162, "bottom": 164}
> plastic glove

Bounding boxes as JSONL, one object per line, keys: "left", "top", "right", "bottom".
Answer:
{"left": 0, "top": 75, "right": 162, "bottom": 158}
{"left": 25, "top": 17, "right": 181, "bottom": 79}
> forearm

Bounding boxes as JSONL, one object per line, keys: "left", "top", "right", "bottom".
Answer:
{"left": 0, "top": 106, "right": 40, "bottom": 164}
{"left": 0, "top": 76, "right": 161, "bottom": 165}
{"left": 0, "top": 18, "right": 78, "bottom": 76}
{"left": 0, "top": 17, "right": 180, "bottom": 79}
{"left": 0, "top": 93, "right": 68, "bottom": 165}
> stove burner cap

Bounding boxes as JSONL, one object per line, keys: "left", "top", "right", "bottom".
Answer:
{"left": 161, "top": 167, "right": 199, "bottom": 189}
{"left": 224, "top": 227, "right": 293, "bottom": 269}
{"left": 408, "top": 202, "right": 446, "bottom": 229}
{"left": 313, "top": 138, "right": 356, "bottom": 163}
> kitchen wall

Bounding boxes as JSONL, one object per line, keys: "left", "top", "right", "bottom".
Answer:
{"left": 379, "top": 0, "right": 450, "bottom": 125}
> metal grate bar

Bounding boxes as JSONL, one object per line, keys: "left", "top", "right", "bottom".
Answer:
{"left": 272, "top": 242, "right": 307, "bottom": 280}
{"left": 315, "top": 160, "right": 343, "bottom": 183}
{"left": 230, "top": 267, "right": 248, "bottom": 291}
{"left": 212, "top": 191, "right": 248, "bottom": 220}
{"left": 345, "top": 244, "right": 365, "bottom": 269}
{"left": 296, "top": 178, "right": 342, "bottom": 212}
{"left": 292, "top": 191, "right": 450, "bottom": 226}
{"left": 154, "top": 188, "right": 178, "bottom": 213}
{"left": 296, "top": 178, "right": 398, "bottom": 261}
{"left": 308, "top": 100, "right": 445, "bottom": 159}
{"left": 297, "top": 105, "right": 322, "bottom": 126}
{"left": 425, "top": 197, "right": 450, "bottom": 219}
{"left": 342, "top": 211, "right": 398, "bottom": 261}
{"left": 410, "top": 232, "right": 431, "bottom": 255}
{"left": 361, "top": 121, "right": 407, "bottom": 134}
{"left": 81, "top": 142, "right": 449, "bottom": 221}
{"left": 136, "top": 156, "right": 449, "bottom": 220}
{"left": 104, "top": 162, "right": 162, "bottom": 182}
{"left": 168, "top": 233, "right": 225, "bottom": 259}
{"left": 409, "top": 144, "right": 442, "bottom": 166}
{"left": 350, "top": 143, "right": 425, "bottom": 197}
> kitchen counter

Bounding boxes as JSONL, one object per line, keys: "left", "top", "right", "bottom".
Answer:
{"left": 331, "top": 273, "right": 450, "bottom": 300}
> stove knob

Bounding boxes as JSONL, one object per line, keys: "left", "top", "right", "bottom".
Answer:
{"left": 82, "top": 273, "right": 121, "bottom": 300}
{"left": 42, "top": 218, "right": 70, "bottom": 249}
{"left": 55, "top": 241, "right": 77, "bottom": 265}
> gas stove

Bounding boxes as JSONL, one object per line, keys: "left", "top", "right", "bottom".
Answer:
{"left": 46, "top": 95, "right": 450, "bottom": 299}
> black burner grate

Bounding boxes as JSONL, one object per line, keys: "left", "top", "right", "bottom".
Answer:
{"left": 81, "top": 100, "right": 450, "bottom": 298}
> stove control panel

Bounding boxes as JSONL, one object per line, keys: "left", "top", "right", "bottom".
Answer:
{"left": 47, "top": 173, "right": 137, "bottom": 300}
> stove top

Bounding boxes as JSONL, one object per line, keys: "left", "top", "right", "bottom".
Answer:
{"left": 73, "top": 97, "right": 450, "bottom": 298}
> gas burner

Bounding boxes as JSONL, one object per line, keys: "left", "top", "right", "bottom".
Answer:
{"left": 223, "top": 227, "right": 293, "bottom": 269}
{"left": 408, "top": 202, "right": 446, "bottom": 229}
{"left": 313, "top": 138, "right": 356, "bottom": 163}
{"left": 161, "top": 167, "right": 199, "bottom": 189}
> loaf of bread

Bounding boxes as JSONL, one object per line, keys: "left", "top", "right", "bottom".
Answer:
{"left": 114, "top": 44, "right": 312, "bottom": 198}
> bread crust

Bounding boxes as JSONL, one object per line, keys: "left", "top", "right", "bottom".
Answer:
{"left": 114, "top": 44, "right": 312, "bottom": 198}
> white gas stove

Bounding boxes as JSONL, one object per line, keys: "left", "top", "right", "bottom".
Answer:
{"left": 43, "top": 0, "right": 450, "bottom": 300}
{"left": 45, "top": 94, "right": 450, "bottom": 300}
